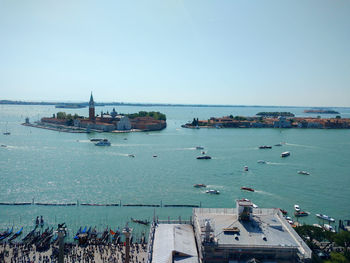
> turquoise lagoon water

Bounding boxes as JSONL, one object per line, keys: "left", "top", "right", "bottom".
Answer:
{"left": 0, "top": 105, "right": 350, "bottom": 238}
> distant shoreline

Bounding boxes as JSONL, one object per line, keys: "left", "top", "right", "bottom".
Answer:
{"left": 0, "top": 100, "right": 348, "bottom": 109}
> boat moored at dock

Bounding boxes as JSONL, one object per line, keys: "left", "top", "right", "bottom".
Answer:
{"left": 316, "top": 214, "right": 335, "bottom": 222}
{"left": 294, "top": 205, "right": 300, "bottom": 212}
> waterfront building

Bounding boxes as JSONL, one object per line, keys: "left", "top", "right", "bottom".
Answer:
{"left": 273, "top": 116, "right": 292, "bottom": 128}
{"left": 148, "top": 201, "right": 312, "bottom": 263}
{"left": 192, "top": 200, "right": 312, "bottom": 263}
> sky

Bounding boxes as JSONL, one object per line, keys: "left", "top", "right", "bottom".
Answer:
{"left": 0, "top": 0, "right": 349, "bottom": 107}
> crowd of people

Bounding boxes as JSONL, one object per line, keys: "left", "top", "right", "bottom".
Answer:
{"left": 0, "top": 241, "right": 147, "bottom": 262}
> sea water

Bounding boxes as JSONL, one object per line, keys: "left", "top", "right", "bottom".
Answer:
{"left": 1, "top": 105, "right": 350, "bottom": 238}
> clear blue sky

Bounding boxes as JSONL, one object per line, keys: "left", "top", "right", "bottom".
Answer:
{"left": 0, "top": 0, "right": 349, "bottom": 106}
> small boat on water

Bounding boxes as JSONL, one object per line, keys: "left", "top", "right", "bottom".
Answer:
{"left": 0, "top": 226, "right": 13, "bottom": 241}
{"left": 297, "top": 171, "right": 310, "bottom": 175}
{"left": 193, "top": 184, "right": 206, "bottom": 188}
{"left": 279, "top": 209, "right": 288, "bottom": 215}
{"left": 294, "top": 205, "right": 300, "bottom": 212}
{"left": 90, "top": 138, "right": 103, "bottom": 142}
{"left": 8, "top": 227, "right": 23, "bottom": 242}
{"left": 206, "top": 189, "right": 220, "bottom": 194}
{"left": 257, "top": 160, "right": 266, "bottom": 164}
{"left": 95, "top": 139, "right": 111, "bottom": 146}
{"left": 281, "top": 151, "right": 290, "bottom": 157}
{"left": 128, "top": 154, "right": 135, "bottom": 157}
{"left": 197, "top": 155, "right": 211, "bottom": 160}
{"left": 294, "top": 211, "right": 309, "bottom": 217}
{"left": 244, "top": 166, "right": 248, "bottom": 171}
{"left": 196, "top": 146, "right": 204, "bottom": 150}
{"left": 131, "top": 218, "right": 149, "bottom": 225}
{"left": 1, "top": 144, "right": 7, "bottom": 147}
{"left": 259, "top": 145, "right": 272, "bottom": 149}
{"left": 316, "top": 214, "right": 335, "bottom": 222}
{"left": 274, "top": 143, "right": 283, "bottom": 146}
{"left": 3, "top": 132, "right": 10, "bottom": 135}
{"left": 241, "top": 187, "right": 254, "bottom": 192}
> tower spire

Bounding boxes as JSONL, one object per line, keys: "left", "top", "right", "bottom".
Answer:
{"left": 89, "top": 92, "right": 95, "bottom": 121}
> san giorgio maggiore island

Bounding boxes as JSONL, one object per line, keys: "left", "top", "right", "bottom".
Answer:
{"left": 22, "top": 93, "right": 167, "bottom": 133}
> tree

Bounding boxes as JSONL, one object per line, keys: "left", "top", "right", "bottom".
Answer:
{"left": 56, "top": 112, "right": 67, "bottom": 119}
{"left": 324, "top": 252, "right": 348, "bottom": 263}
{"left": 334, "top": 231, "right": 350, "bottom": 258}
{"left": 336, "top": 115, "right": 341, "bottom": 119}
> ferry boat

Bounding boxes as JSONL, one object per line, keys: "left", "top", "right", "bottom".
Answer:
{"left": 193, "top": 184, "right": 206, "bottom": 188}
{"left": 241, "top": 187, "right": 254, "bottom": 192}
{"left": 294, "top": 204, "right": 300, "bottom": 212}
{"left": 316, "top": 214, "right": 335, "bottom": 222}
{"left": 95, "top": 139, "right": 111, "bottom": 146}
{"left": 297, "top": 171, "right": 310, "bottom": 175}
{"left": 197, "top": 155, "right": 211, "bottom": 160}
{"left": 206, "top": 189, "right": 220, "bottom": 194}
{"left": 281, "top": 151, "right": 290, "bottom": 157}
{"left": 259, "top": 145, "right": 272, "bottom": 149}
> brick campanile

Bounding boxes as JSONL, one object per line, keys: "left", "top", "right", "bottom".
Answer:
{"left": 89, "top": 92, "right": 95, "bottom": 121}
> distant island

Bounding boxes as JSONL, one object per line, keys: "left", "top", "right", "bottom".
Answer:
{"left": 55, "top": 103, "right": 86, "bottom": 109}
{"left": 304, "top": 109, "right": 340, "bottom": 114}
{"left": 182, "top": 113, "right": 350, "bottom": 129}
{"left": 256, "top": 112, "right": 295, "bottom": 117}
{"left": 22, "top": 93, "right": 166, "bottom": 133}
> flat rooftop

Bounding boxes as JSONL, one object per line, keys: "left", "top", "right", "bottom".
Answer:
{"left": 152, "top": 223, "right": 199, "bottom": 263}
{"left": 193, "top": 208, "right": 311, "bottom": 259}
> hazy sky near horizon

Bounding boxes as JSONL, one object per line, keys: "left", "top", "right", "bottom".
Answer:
{"left": 0, "top": 0, "right": 349, "bottom": 107}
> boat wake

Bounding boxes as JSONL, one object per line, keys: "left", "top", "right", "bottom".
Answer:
{"left": 285, "top": 143, "right": 318, "bottom": 149}
{"left": 266, "top": 162, "right": 288, "bottom": 166}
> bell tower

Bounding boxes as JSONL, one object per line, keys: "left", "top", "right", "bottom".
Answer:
{"left": 89, "top": 92, "right": 95, "bottom": 121}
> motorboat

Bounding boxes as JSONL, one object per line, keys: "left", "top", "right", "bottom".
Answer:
{"left": 294, "top": 205, "right": 300, "bottom": 212}
{"left": 241, "top": 187, "right": 254, "bottom": 192}
{"left": 131, "top": 218, "right": 149, "bottom": 225}
{"left": 257, "top": 160, "right": 266, "bottom": 164}
{"left": 206, "top": 189, "right": 220, "bottom": 194}
{"left": 244, "top": 166, "right": 248, "bottom": 171}
{"left": 193, "top": 184, "right": 206, "bottom": 188}
{"left": 298, "top": 171, "right": 310, "bottom": 175}
{"left": 274, "top": 143, "right": 283, "bottom": 146}
{"left": 128, "top": 154, "right": 135, "bottom": 158}
{"left": 196, "top": 146, "right": 204, "bottom": 150}
{"left": 316, "top": 214, "right": 335, "bottom": 222}
{"left": 294, "top": 211, "right": 309, "bottom": 217}
{"left": 197, "top": 155, "right": 211, "bottom": 160}
{"left": 279, "top": 209, "right": 288, "bottom": 215}
{"left": 95, "top": 139, "right": 111, "bottom": 146}
{"left": 259, "top": 145, "right": 272, "bottom": 149}
{"left": 281, "top": 151, "right": 290, "bottom": 157}
{"left": 323, "top": 224, "right": 336, "bottom": 232}
{"left": 90, "top": 138, "right": 103, "bottom": 142}
{"left": 3, "top": 132, "right": 10, "bottom": 135}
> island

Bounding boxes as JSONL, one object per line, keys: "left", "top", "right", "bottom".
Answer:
{"left": 256, "top": 112, "right": 295, "bottom": 117}
{"left": 182, "top": 113, "right": 350, "bottom": 129}
{"left": 22, "top": 93, "right": 166, "bottom": 133}
{"left": 304, "top": 109, "right": 340, "bottom": 114}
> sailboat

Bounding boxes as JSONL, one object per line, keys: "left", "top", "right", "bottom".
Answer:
{"left": 3, "top": 122, "right": 10, "bottom": 135}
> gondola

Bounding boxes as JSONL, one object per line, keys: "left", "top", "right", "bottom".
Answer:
{"left": 0, "top": 226, "right": 13, "bottom": 241}
{"left": 8, "top": 227, "right": 23, "bottom": 242}
{"left": 131, "top": 217, "right": 149, "bottom": 225}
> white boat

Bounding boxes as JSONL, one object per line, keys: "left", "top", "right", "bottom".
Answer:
{"left": 95, "top": 139, "right": 111, "bottom": 146}
{"left": 316, "top": 214, "right": 335, "bottom": 222}
{"left": 206, "top": 189, "right": 220, "bottom": 195}
{"left": 196, "top": 146, "right": 204, "bottom": 150}
{"left": 257, "top": 160, "right": 266, "bottom": 164}
{"left": 323, "top": 224, "right": 336, "bottom": 232}
{"left": 294, "top": 204, "right": 300, "bottom": 212}
{"left": 298, "top": 171, "right": 310, "bottom": 175}
{"left": 281, "top": 151, "right": 290, "bottom": 157}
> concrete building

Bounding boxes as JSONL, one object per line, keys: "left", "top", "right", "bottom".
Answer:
{"left": 192, "top": 200, "right": 312, "bottom": 263}
{"left": 273, "top": 116, "right": 292, "bottom": 128}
